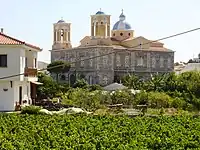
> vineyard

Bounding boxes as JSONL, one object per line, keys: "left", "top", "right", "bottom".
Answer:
{"left": 0, "top": 114, "right": 200, "bottom": 149}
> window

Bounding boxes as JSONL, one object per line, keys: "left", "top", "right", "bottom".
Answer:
{"left": 103, "top": 76, "right": 108, "bottom": 85}
{"left": 152, "top": 57, "right": 156, "bottom": 68}
{"left": 0, "top": 54, "right": 7, "bottom": 67}
{"left": 34, "top": 58, "right": 37, "bottom": 68}
{"left": 128, "top": 33, "right": 131, "bottom": 36}
{"left": 120, "top": 33, "right": 123, "bottom": 36}
{"left": 25, "top": 57, "right": 28, "bottom": 68}
{"left": 89, "top": 58, "right": 93, "bottom": 67}
{"left": 160, "top": 57, "right": 164, "bottom": 68}
{"left": 137, "top": 56, "right": 144, "bottom": 66}
{"left": 80, "top": 57, "right": 84, "bottom": 67}
{"left": 116, "top": 55, "right": 121, "bottom": 67}
{"left": 103, "top": 56, "right": 108, "bottom": 67}
{"left": 113, "top": 33, "right": 115, "bottom": 36}
{"left": 167, "top": 57, "right": 171, "bottom": 68}
{"left": 125, "top": 56, "right": 130, "bottom": 67}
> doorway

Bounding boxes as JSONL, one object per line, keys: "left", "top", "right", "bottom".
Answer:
{"left": 19, "top": 86, "right": 22, "bottom": 105}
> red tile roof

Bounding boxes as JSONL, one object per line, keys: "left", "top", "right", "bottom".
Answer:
{"left": 0, "top": 32, "right": 42, "bottom": 51}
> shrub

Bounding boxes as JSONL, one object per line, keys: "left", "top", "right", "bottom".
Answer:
{"left": 134, "top": 91, "right": 172, "bottom": 109}
{"left": 21, "top": 105, "right": 42, "bottom": 114}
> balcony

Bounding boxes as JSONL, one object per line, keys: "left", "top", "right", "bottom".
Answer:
{"left": 24, "top": 68, "right": 37, "bottom": 78}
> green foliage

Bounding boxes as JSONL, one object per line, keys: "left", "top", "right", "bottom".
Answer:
{"left": 134, "top": 91, "right": 172, "bottom": 109}
{"left": 47, "top": 60, "right": 71, "bottom": 81}
{"left": 47, "top": 60, "right": 71, "bottom": 74}
{"left": 73, "top": 79, "right": 88, "bottom": 89}
{"left": 122, "top": 71, "right": 200, "bottom": 110}
{"left": 0, "top": 115, "right": 200, "bottom": 149}
{"left": 21, "top": 105, "right": 42, "bottom": 114}
{"left": 37, "top": 72, "right": 60, "bottom": 99}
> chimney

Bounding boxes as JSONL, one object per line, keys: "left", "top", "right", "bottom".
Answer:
{"left": 1, "top": 28, "right": 3, "bottom": 33}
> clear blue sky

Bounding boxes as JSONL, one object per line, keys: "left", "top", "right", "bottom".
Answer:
{"left": 1, "top": 0, "right": 200, "bottom": 63}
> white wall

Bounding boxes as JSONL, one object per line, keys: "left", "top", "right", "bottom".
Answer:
{"left": 0, "top": 81, "right": 31, "bottom": 111}
{"left": 0, "top": 45, "right": 38, "bottom": 81}
{"left": 14, "top": 81, "right": 31, "bottom": 104}
{"left": 0, "top": 46, "right": 21, "bottom": 81}
{"left": 0, "top": 81, "right": 15, "bottom": 111}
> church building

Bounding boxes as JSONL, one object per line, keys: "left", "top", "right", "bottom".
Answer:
{"left": 50, "top": 10, "right": 174, "bottom": 85}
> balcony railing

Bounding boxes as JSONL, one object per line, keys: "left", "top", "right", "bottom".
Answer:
{"left": 24, "top": 68, "right": 37, "bottom": 77}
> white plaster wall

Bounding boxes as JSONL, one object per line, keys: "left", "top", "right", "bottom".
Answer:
{"left": 14, "top": 81, "right": 31, "bottom": 105}
{"left": 0, "top": 45, "right": 38, "bottom": 81}
{"left": 0, "top": 81, "right": 15, "bottom": 111}
{"left": 0, "top": 46, "right": 21, "bottom": 81}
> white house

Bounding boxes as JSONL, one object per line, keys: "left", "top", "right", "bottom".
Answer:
{"left": 0, "top": 29, "right": 42, "bottom": 111}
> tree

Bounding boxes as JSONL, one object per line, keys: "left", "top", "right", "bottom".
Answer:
{"left": 36, "top": 72, "right": 60, "bottom": 99}
{"left": 47, "top": 60, "right": 71, "bottom": 82}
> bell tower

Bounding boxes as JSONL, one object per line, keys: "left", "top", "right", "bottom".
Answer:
{"left": 52, "top": 18, "right": 72, "bottom": 50}
{"left": 91, "top": 9, "right": 111, "bottom": 37}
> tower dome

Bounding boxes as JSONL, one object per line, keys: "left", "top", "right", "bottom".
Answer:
{"left": 57, "top": 18, "right": 65, "bottom": 23}
{"left": 95, "top": 8, "right": 105, "bottom": 15}
{"left": 112, "top": 10, "right": 131, "bottom": 30}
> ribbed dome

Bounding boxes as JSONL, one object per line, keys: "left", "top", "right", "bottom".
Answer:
{"left": 112, "top": 10, "right": 131, "bottom": 30}
{"left": 57, "top": 19, "right": 65, "bottom": 23}
{"left": 96, "top": 11, "right": 105, "bottom": 15}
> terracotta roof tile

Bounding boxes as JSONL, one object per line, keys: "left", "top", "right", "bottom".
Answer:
{"left": 0, "top": 32, "right": 42, "bottom": 51}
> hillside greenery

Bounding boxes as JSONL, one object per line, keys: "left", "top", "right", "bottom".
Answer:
{"left": 0, "top": 114, "right": 200, "bottom": 149}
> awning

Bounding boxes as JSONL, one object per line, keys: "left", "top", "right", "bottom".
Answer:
{"left": 31, "top": 81, "right": 43, "bottom": 85}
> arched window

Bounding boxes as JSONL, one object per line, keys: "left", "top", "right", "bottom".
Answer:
{"left": 120, "top": 33, "right": 123, "bottom": 36}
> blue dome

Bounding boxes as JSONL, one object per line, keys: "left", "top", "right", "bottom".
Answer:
{"left": 112, "top": 10, "right": 131, "bottom": 30}
{"left": 96, "top": 11, "right": 105, "bottom": 15}
{"left": 57, "top": 19, "right": 65, "bottom": 23}
{"left": 113, "top": 21, "right": 131, "bottom": 30}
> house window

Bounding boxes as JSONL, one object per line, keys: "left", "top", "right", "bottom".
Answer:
{"left": 0, "top": 54, "right": 7, "bottom": 67}
{"left": 25, "top": 57, "right": 28, "bottom": 68}
{"left": 137, "top": 56, "right": 144, "bottom": 66}
{"left": 34, "top": 58, "right": 37, "bottom": 68}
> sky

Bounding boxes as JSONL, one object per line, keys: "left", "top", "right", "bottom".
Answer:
{"left": 0, "top": 0, "right": 200, "bottom": 63}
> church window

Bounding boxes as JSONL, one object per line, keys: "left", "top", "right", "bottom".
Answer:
{"left": 101, "top": 22, "right": 103, "bottom": 24}
{"left": 103, "top": 56, "right": 108, "bottom": 67}
{"left": 167, "top": 57, "right": 171, "bottom": 68}
{"left": 70, "top": 58, "right": 75, "bottom": 67}
{"left": 128, "top": 33, "right": 131, "bottom": 36}
{"left": 120, "top": 33, "right": 123, "bottom": 36}
{"left": 152, "top": 57, "right": 156, "bottom": 68}
{"left": 113, "top": 33, "right": 115, "bottom": 36}
{"left": 103, "top": 76, "right": 108, "bottom": 85}
{"left": 89, "top": 58, "right": 93, "bottom": 67}
{"left": 80, "top": 58, "right": 84, "bottom": 67}
{"left": 116, "top": 54, "right": 121, "bottom": 67}
{"left": 125, "top": 56, "right": 130, "bottom": 67}
{"left": 160, "top": 57, "right": 164, "bottom": 68}
{"left": 137, "top": 56, "right": 144, "bottom": 66}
